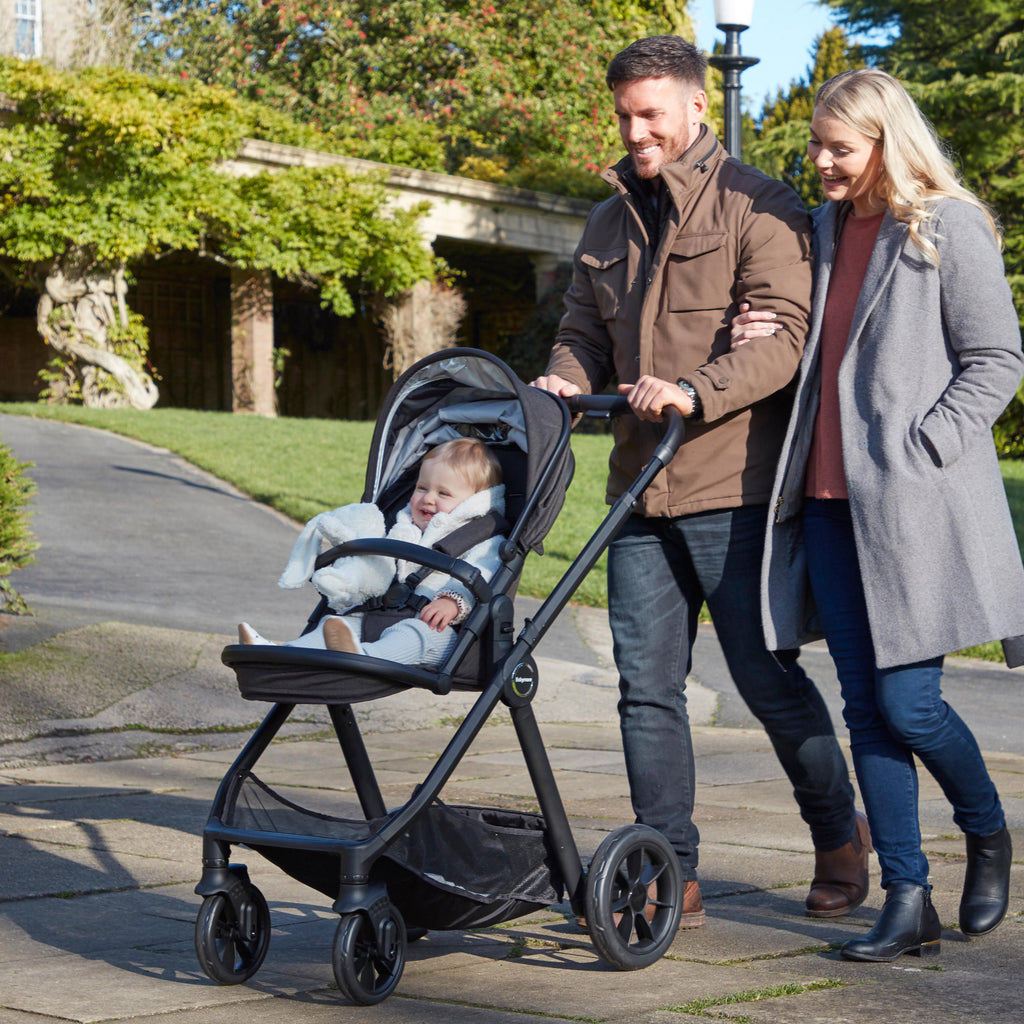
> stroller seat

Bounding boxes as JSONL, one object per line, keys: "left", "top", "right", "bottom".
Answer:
{"left": 221, "top": 351, "right": 568, "bottom": 702}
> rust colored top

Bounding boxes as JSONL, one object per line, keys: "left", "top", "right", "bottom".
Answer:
{"left": 806, "top": 211, "right": 885, "bottom": 499}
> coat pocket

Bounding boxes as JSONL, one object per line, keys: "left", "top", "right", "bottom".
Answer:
{"left": 581, "top": 246, "right": 630, "bottom": 321}
{"left": 666, "top": 232, "right": 732, "bottom": 312}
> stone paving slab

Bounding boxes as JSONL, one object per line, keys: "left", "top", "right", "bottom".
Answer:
{"left": 399, "top": 944, "right": 770, "bottom": 1020}
{"left": 1, "top": 699, "right": 1022, "bottom": 1023}
{"left": 700, "top": 927, "right": 1024, "bottom": 1024}
{"left": 106, "top": 995, "right": 577, "bottom": 1024}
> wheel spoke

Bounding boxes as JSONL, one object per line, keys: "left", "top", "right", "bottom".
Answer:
{"left": 623, "top": 848, "right": 644, "bottom": 886}
{"left": 634, "top": 912, "right": 655, "bottom": 943}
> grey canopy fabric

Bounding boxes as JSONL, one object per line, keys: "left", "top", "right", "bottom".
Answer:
{"left": 362, "top": 349, "right": 573, "bottom": 558}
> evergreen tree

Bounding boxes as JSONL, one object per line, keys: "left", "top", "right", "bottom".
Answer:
{"left": 746, "top": 27, "right": 863, "bottom": 206}
{"left": 823, "top": 1, "right": 1024, "bottom": 294}
{"left": 824, "top": 0, "right": 1024, "bottom": 451}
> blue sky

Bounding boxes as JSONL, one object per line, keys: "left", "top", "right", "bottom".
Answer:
{"left": 692, "top": 0, "right": 839, "bottom": 112}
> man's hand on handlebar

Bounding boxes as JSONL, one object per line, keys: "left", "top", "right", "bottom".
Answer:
{"left": 618, "top": 376, "right": 694, "bottom": 422}
{"left": 529, "top": 373, "right": 582, "bottom": 398}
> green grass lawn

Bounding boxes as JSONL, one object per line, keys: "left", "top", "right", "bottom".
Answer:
{"left": 4, "top": 401, "right": 1022, "bottom": 661}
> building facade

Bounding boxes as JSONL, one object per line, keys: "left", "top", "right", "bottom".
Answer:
{"left": 0, "top": 0, "right": 90, "bottom": 68}
{"left": 0, "top": 136, "right": 592, "bottom": 418}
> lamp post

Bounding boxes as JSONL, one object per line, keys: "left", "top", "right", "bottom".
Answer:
{"left": 707, "top": 0, "right": 759, "bottom": 160}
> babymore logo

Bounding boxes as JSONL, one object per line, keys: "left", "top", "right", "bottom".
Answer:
{"left": 511, "top": 661, "right": 536, "bottom": 698}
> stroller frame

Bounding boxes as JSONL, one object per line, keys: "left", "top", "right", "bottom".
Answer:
{"left": 194, "top": 352, "right": 686, "bottom": 1004}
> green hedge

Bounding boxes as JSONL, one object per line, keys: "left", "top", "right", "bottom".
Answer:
{"left": 0, "top": 442, "right": 38, "bottom": 614}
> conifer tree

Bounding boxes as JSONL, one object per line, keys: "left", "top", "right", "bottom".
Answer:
{"left": 746, "top": 27, "right": 863, "bottom": 206}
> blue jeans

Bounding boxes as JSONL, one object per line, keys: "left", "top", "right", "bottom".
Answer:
{"left": 607, "top": 507, "right": 856, "bottom": 879}
{"left": 803, "top": 499, "right": 1005, "bottom": 888}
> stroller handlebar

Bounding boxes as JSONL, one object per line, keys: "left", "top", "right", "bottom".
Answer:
{"left": 564, "top": 395, "right": 686, "bottom": 466}
{"left": 565, "top": 394, "right": 629, "bottom": 418}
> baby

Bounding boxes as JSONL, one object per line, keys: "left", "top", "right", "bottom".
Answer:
{"left": 238, "top": 437, "right": 505, "bottom": 668}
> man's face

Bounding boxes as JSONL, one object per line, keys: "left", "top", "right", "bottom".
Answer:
{"left": 613, "top": 76, "right": 707, "bottom": 180}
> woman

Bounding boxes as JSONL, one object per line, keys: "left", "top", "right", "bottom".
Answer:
{"left": 734, "top": 68, "right": 1023, "bottom": 963}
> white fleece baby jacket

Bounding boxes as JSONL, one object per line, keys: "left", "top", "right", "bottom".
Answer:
{"left": 278, "top": 486, "right": 506, "bottom": 615}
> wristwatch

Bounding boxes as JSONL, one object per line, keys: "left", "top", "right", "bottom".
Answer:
{"left": 676, "top": 379, "right": 702, "bottom": 419}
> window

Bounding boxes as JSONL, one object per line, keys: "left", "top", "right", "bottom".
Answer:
{"left": 14, "top": 0, "right": 41, "bottom": 59}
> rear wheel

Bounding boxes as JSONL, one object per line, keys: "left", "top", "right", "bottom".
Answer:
{"left": 194, "top": 886, "right": 271, "bottom": 984}
{"left": 584, "top": 824, "right": 682, "bottom": 970}
{"left": 332, "top": 903, "right": 407, "bottom": 1005}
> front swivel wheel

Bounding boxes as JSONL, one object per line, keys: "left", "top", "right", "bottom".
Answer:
{"left": 332, "top": 902, "right": 407, "bottom": 1005}
{"left": 194, "top": 885, "right": 271, "bottom": 984}
{"left": 584, "top": 823, "right": 683, "bottom": 970}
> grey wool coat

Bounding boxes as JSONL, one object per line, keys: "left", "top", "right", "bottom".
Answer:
{"left": 761, "top": 197, "right": 1024, "bottom": 669}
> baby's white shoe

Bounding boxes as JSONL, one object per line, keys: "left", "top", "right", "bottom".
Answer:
{"left": 323, "top": 617, "right": 362, "bottom": 654}
{"left": 238, "top": 622, "right": 276, "bottom": 646}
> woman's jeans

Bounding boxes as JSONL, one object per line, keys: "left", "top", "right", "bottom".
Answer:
{"left": 607, "top": 507, "right": 856, "bottom": 878}
{"left": 803, "top": 498, "right": 1004, "bottom": 888}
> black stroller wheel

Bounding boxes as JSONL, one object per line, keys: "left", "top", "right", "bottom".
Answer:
{"left": 194, "top": 887, "right": 271, "bottom": 984}
{"left": 333, "top": 905, "right": 407, "bottom": 1005}
{"left": 584, "top": 824, "right": 683, "bottom": 970}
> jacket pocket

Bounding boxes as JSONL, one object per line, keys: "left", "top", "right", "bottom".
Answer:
{"left": 581, "top": 246, "right": 630, "bottom": 321}
{"left": 666, "top": 232, "right": 732, "bottom": 312}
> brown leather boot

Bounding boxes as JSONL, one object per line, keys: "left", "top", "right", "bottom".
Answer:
{"left": 805, "top": 811, "right": 872, "bottom": 918}
{"left": 576, "top": 879, "right": 705, "bottom": 930}
{"left": 678, "top": 879, "right": 706, "bottom": 929}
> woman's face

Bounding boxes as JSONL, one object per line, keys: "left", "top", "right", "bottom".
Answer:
{"left": 808, "top": 106, "right": 886, "bottom": 217}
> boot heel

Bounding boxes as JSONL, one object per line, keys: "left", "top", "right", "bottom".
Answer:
{"left": 911, "top": 939, "right": 941, "bottom": 957}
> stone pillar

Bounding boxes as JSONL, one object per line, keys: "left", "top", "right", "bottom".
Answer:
{"left": 230, "top": 268, "right": 276, "bottom": 416}
{"left": 529, "top": 253, "right": 564, "bottom": 300}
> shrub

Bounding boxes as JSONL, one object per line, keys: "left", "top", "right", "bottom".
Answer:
{"left": 0, "top": 441, "right": 38, "bottom": 614}
{"left": 994, "top": 393, "right": 1024, "bottom": 459}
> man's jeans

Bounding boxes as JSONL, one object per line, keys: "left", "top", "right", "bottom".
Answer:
{"left": 804, "top": 498, "right": 1004, "bottom": 888}
{"left": 607, "top": 506, "right": 855, "bottom": 878}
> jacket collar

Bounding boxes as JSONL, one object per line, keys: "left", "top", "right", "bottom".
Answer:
{"left": 602, "top": 125, "right": 723, "bottom": 208}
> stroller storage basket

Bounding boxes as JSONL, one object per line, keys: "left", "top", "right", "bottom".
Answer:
{"left": 225, "top": 772, "right": 562, "bottom": 930}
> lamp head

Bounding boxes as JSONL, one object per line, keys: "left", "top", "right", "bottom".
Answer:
{"left": 714, "top": 0, "right": 754, "bottom": 30}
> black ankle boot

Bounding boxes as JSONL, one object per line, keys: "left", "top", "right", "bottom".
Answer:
{"left": 960, "top": 826, "right": 1012, "bottom": 936}
{"left": 841, "top": 883, "right": 941, "bottom": 962}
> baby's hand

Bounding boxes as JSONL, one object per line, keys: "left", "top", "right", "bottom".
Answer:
{"left": 731, "top": 302, "right": 778, "bottom": 349}
{"left": 420, "top": 596, "right": 459, "bottom": 631}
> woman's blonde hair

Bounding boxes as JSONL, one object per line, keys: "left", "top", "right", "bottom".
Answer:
{"left": 815, "top": 68, "right": 998, "bottom": 262}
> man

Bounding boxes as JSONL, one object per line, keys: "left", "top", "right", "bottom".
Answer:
{"left": 533, "top": 36, "right": 868, "bottom": 927}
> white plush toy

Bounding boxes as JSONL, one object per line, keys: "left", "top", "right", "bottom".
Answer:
{"left": 278, "top": 503, "right": 397, "bottom": 612}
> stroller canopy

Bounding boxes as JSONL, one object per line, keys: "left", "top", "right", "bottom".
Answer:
{"left": 363, "top": 349, "right": 573, "bottom": 559}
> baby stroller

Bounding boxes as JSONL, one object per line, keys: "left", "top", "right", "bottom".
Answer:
{"left": 195, "top": 349, "right": 686, "bottom": 1004}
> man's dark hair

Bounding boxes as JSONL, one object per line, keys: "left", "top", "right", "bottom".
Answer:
{"left": 606, "top": 35, "right": 707, "bottom": 92}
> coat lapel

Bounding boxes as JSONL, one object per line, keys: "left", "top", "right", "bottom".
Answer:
{"left": 809, "top": 205, "right": 839, "bottom": 339}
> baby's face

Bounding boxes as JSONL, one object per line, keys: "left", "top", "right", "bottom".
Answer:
{"left": 410, "top": 461, "right": 477, "bottom": 530}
